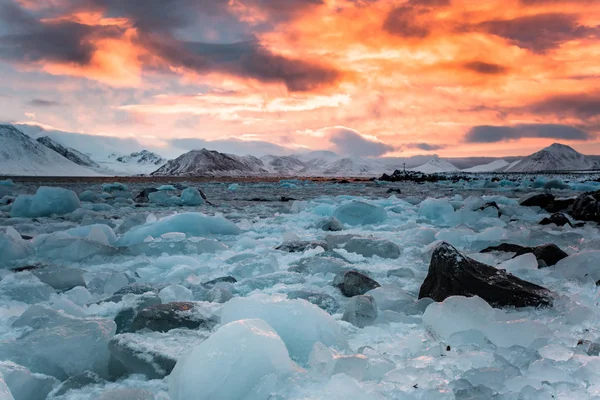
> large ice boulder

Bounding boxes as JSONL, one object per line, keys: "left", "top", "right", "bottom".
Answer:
{"left": 342, "top": 295, "right": 378, "bottom": 328}
{"left": 0, "top": 305, "right": 115, "bottom": 379}
{"left": 148, "top": 191, "right": 181, "bottom": 206}
{"left": 221, "top": 294, "right": 348, "bottom": 363}
{"left": 10, "top": 187, "right": 81, "bottom": 218}
{"left": 0, "top": 227, "right": 33, "bottom": 263}
{"left": 169, "top": 319, "right": 294, "bottom": 400}
{"left": 0, "top": 361, "right": 58, "bottom": 400}
{"left": 418, "top": 198, "right": 454, "bottom": 222}
{"left": 117, "top": 212, "right": 241, "bottom": 246}
{"left": 180, "top": 188, "right": 205, "bottom": 206}
{"left": 423, "top": 296, "right": 550, "bottom": 348}
{"left": 333, "top": 201, "right": 387, "bottom": 226}
{"left": 343, "top": 237, "right": 400, "bottom": 259}
{"left": 553, "top": 251, "right": 600, "bottom": 283}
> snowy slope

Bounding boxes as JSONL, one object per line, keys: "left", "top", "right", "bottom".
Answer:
{"left": 152, "top": 149, "right": 269, "bottom": 176}
{"left": 463, "top": 159, "right": 510, "bottom": 173}
{"left": 0, "top": 125, "right": 101, "bottom": 176}
{"left": 114, "top": 150, "right": 166, "bottom": 166}
{"left": 505, "top": 143, "right": 598, "bottom": 172}
{"left": 260, "top": 155, "right": 306, "bottom": 175}
{"left": 36, "top": 136, "right": 99, "bottom": 168}
{"left": 91, "top": 150, "right": 168, "bottom": 176}
{"left": 411, "top": 156, "right": 460, "bottom": 173}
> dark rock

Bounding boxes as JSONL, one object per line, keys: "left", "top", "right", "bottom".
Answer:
{"left": 280, "top": 196, "right": 296, "bottom": 202}
{"left": 316, "top": 217, "right": 343, "bottom": 232}
{"left": 571, "top": 190, "right": 600, "bottom": 223}
{"left": 480, "top": 243, "right": 529, "bottom": 254}
{"left": 477, "top": 201, "right": 501, "bottom": 216}
{"left": 53, "top": 371, "right": 106, "bottom": 396}
{"left": 276, "top": 240, "right": 326, "bottom": 253}
{"left": 576, "top": 339, "right": 600, "bottom": 356}
{"left": 333, "top": 270, "right": 381, "bottom": 297}
{"left": 114, "top": 283, "right": 157, "bottom": 297}
{"left": 519, "top": 193, "right": 555, "bottom": 209}
{"left": 202, "top": 276, "right": 237, "bottom": 287}
{"left": 338, "top": 179, "right": 351, "bottom": 184}
{"left": 419, "top": 242, "right": 553, "bottom": 308}
{"left": 114, "top": 294, "right": 162, "bottom": 333}
{"left": 386, "top": 188, "right": 402, "bottom": 194}
{"left": 517, "top": 244, "right": 568, "bottom": 267}
{"left": 10, "top": 265, "right": 40, "bottom": 272}
{"left": 539, "top": 212, "right": 572, "bottom": 227}
{"left": 343, "top": 237, "right": 401, "bottom": 259}
{"left": 342, "top": 295, "right": 378, "bottom": 328}
{"left": 134, "top": 188, "right": 159, "bottom": 203}
{"left": 129, "top": 302, "right": 216, "bottom": 333}
{"left": 287, "top": 291, "right": 340, "bottom": 314}
{"left": 20, "top": 234, "right": 33, "bottom": 240}
{"left": 545, "top": 197, "right": 575, "bottom": 213}
{"left": 108, "top": 334, "right": 177, "bottom": 379}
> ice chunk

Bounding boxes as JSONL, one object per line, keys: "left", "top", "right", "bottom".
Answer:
{"left": 553, "top": 251, "right": 600, "bottom": 283}
{"left": 1, "top": 305, "right": 115, "bottom": 379}
{"left": 287, "top": 291, "right": 340, "bottom": 314}
{"left": 366, "top": 284, "right": 414, "bottom": 312}
{"left": 333, "top": 201, "right": 387, "bottom": 226}
{"left": 316, "top": 216, "right": 343, "bottom": 231}
{"left": 227, "top": 183, "right": 239, "bottom": 191}
{"left": 0, "top": 272, "right": 54, "bottom": 303}
{"left": 95, "top": 389, "right": 155, "bottom": 400}
{"left": 51, "top": 371, "right": 106, "bottom": 397}
{"left": 343, "top": 237, "right": 400, "bottom": 259}
{"left": 10, "top": 186, "right": 81, "bottom": 218}
{"left": 157, "top": 184, "right": 177, "bottom": 191}
{"left": 423, "top": 296, "right": 550, "bottom": 348}
{"left": 221, "top": 294, "right": 348, "bottom": 363}
{"left": 148, "top": 191, "right": 181, "bottom": 206}
{"left": 342, "top": 295, "right": 377, "bottom": 328}
{"left": 102, "top": 182, "right": 128, "bottom": 192}
{"left": 180, "top": 188, "right": 205, "bottom": 206}
{"left": 64, "top": 224, "right": 117, "bottom": 245}
{"left": 0, "top": 377, "right": 14, "bottom": 400}
{"left": 0, "top": 179, "right": 15, "bottom": 187}
{"left": 169, "top": 319, "right": 293, "bottom": 400}
{"left": 418, "top": 198, "right": 454, "bottom": 222}
{"left": 231, "top": 254, "right": 278, "bottom": 279}
{"left": 117, "top": 212, "right": 240, "bottom": 246}
{"left": 30, "top": 266, "right": 86, "bottom": 291}
{"left": 159, "top": 285, "right": 193, "bottom": 303}
{"left": 33, "top": 232, "right": 118, "bottom": 262}
{"left": 0, "top": 227, "right": 33, "bottom": 263}
{"left": 234, "top": 272, "right": 305, "bottom": 295}
{"left": 0, "top": 361, "right": 58, "bottom": 400}
{"left": 288, "top": 256, "right": 348, "bottom": 275}
{"left": 497, "top": 253, "right": 539, "bottom": 273}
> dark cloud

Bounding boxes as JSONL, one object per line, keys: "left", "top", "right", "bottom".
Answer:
{"left": 383, "top": 6, "right": 432, "bottom": 38}
{"left": 463, "top": 61, "right": 508, "bottom": 75}
{"left": 406, "top": 143, "right": 447, "bottom": 151}
{"left": 328, "top": 127, "right": 395, "bottom": 157}
{"left": 28, "top": 99, "right": 62, "bottom": 107}
{"left": 464, "top": 123, "right": 592, "bottom": 143}
{"left": 475, "top": 13, "right": 598, "bottom": 53}
{"left": 142, "top": 36, "right": 340, "bottom": 91}
{"left": 525, "top": 92, "right": 600, "bottom": 119}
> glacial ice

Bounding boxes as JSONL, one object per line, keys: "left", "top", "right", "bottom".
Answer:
{"left": 117, "top": 212, "right": 241, "bottom": 246}
{"left": 333, "top": 201, "right": 387, "bottom": 225}
{"left": 148, "top": 191, "right": 181, "bottom": 206}
{"left": 180, "top": 187, "right": 205, "bottom": 206}
{"left": 0, "top": 227, "right": 33, "bottom": 263}
{"left": 169, "top": 319, "right": 293, "bottom": 400}
{"left": 10, "top": 187, "right": 81, "bottom": 218}
{"left": 221, "top": 294, "right": 348, "bottom": 363}
{"left": 0, "top": 361, "right": 58, "bottom": 400}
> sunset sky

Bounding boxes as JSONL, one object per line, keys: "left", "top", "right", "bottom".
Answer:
{"left": 1, "top": 0, "right": 599, "bottom": 158}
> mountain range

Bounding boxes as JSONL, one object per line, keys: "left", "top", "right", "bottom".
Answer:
{"left": 0, "top": 124, "right": 598, "bottom": 177}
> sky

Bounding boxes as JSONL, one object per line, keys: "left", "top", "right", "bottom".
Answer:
{"left": 0, "top": 0, "right": 599, "bottom": 158}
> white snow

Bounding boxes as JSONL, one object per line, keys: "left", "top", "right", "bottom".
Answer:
{"left": 463, "top": 159, "right": 510, "bottom": 172}
{"left": 410, "top": 156, "right": 460, "bottom": 173}
{"left": 506, "top": 143, "right": 598, "bottom": 172}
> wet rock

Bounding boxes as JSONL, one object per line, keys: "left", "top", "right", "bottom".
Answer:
{"left": 333, "top": 270, "right": 381, "bottom": 297}
{"left": 516, "top": 244, "right": 568, "bottom": 268}
{"left": 571, "top": 190, "right": 600, "bottom": 223}
{"left": 519, "top": 193, "right": 555, "bottom": 209}
{"left": 114, "top": 294, "right": 162, "bottom": 334}
{"left": 343, "top": 237, "right": 401, "bottom": 259}
{"left": 419, "top": 242, "right": 553, "bottom": 308}
{"left": 287, "top": 291, "right": 340, "bottom": 314}
{"left": 52, "top": 371, "right": 106, "bottom": 397}
{"left": 386, "top": 188, "right": 402, "bottom": 195}
{"left": 108, "top": 334, "right": 177, "bottom": 379}
{"left": 134, "top": 188, "right": 159, "bottom": 203}
{"left": 202, "top": 276, "right": 237, "bottom": 287}
{"left": 539, "top": 212, "right": 573, "bottom": 227}
{"left": 276, "top": 240, "right": 326, "bottom": 253}
{"left": 545, "top": 197, "right": 576, "bottom": 213}
{"left": 342, "top": 295, "right": 378, "bottom": 328}
{"left": 129, "top": 302, "right": 217, "bottom": 333}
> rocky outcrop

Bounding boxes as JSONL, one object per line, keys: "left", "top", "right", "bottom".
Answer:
{"left": 481, "top": 242, "right": 568, "bottom": 267}
{"left": 419, "top": 242, "right": 553, "bottom": 308}
{"left": 571, "top": 190, "right": 600, "bottom": 223}
{"left": 333, "top": 270, "right": 381, "bottom": 297}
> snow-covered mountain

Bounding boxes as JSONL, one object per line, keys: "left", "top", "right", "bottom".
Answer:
{"left": 0, "top": 125, "right": 100, "bottom": 176}
{"left": 505, "top": 143, "right": 597, "bottom": 172}
{"left": 36, "top": 136, "right": 99, "bottom": 168}
{"left": 114, "top": 150, "right": 166, "bottom": 166}
{"left": 463, "top": 159, "right": 510, "bottom": 173}
{"left": 260, "top": 155, "right": 306, "bottom": 175}
{"left": 152, "top": 149, "right": 269, "bottom": 176}
{"left": 410, "top": 156, "right": 460, "bottom": 173}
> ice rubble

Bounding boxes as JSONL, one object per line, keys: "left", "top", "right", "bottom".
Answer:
{"left": 10, "top": 186, "right": 81, "bottom": 218}
{"left": 169, "top": 319, "right": 294, "bottom": 400}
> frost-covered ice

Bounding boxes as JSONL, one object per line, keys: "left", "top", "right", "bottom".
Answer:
{"left": 1, "top": 177, "right": 600, "bottom": 399}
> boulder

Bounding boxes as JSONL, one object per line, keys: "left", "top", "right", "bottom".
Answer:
{"left": 286, "top": 291, "right": 340, "bottom": 314}
{"left": 276, "top": 240, "right": 326, "bottom": 253}
{"left": 539, "top": 212, "right": 572, "bottom": 227}
{"left": 333, "top": 270, "right": 380, "bottom": 297}
{"left": 133, "top": 188, "right": 159, "bottom": 203}
{"left": 481, "top": 243, "right": 568, "bottom": 267}
{"left": 571, "top": 190, "right": 600, "bottom": 223}
{"left": 519, "top": 193, "right": 555, "bottom": 209}
{"left": 342, "top": 295, "right": 378, "bottom": 328}
{"left": 343, "top": 237, "right": 400, "bottom": 259}
{"left": 419, "top": 242, "right": 553, "bottom": 308}
{"left": 202, "top": 276, "right": 237, "bottom": 287}
{"left": 129, "top": 302, "right": 217, "bottom": 333}
{"left": 109, "top": 334, "right": 177, "bottom": 378}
